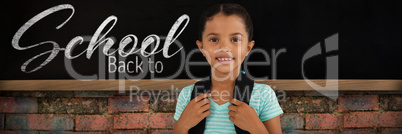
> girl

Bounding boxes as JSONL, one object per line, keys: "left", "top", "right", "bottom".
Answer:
{"left": 173, "top": 3, "right": 283, "bottom": 134}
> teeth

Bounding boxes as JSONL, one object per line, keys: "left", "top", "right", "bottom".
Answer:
{"left": 217, "top": 58, "right": 233, "bottom": 61}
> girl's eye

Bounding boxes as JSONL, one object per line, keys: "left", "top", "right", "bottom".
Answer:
{"left": 209, "top": 38, "right": 218, "bottom": 42}
{"left": 232, "top": 38, "right": 241, "bottom": 42}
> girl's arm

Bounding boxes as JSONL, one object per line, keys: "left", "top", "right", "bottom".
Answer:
{"left": 263, "top": 115, "right": 282, "bottom": 134}
{"left": 173, "top": 120, "right": 189, "bottom": 134}
{"left": 173, "top": 93, "right": 212, "bottom": 134}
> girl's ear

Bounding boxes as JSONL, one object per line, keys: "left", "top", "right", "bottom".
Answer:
{"left": 246, "top": 40, "right": 255, "bottom": 56}
{"left": 196, "top": 40, "right": 205, "bottom": 57}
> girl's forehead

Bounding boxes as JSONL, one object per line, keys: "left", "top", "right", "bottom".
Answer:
{"left": 203, "top": 14, "right": 247, "bottom": 36}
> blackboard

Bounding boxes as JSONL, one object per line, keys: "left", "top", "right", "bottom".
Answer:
{"left": 1, "top": 0, "right": 401, "bottom": 80}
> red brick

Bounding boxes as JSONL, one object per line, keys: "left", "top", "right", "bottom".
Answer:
{"left": 283, "top": 130, "right": 337, "bottom": 134}
{"left": 111, "top": 130, "right": 147, "bottom": 134}
{"left": 379, "top": 111, "right": 402, "bottom": 127}
{"left": 75, "top": 115, "right": 113, "bottom": 131}
{"left": 306, "top": 113, "right": 343, "bottom": 129}
{"left": 280, "top": 113, "right": 304, "bottom": 129}
{"left": 338, "top": 95, "right": 379, "bottom": 111}
{"left": 108, "top": 96, "right": 149, "bottom": 113}
{"left": 0, "top": 97, "right": 37, "bottom": 113}
{"left": 344, "top": 112, "right": 380, "bottom": 128}
{"left": 279, "top": 97, "right": 337, "bottom": 113}
{"left": 150, "top": 95, "right": 177, "bottom": 112}
{"left": 368, "top": 91, "right": 402, "bottom": 95}
{"left": 38, "top": 98, "right": 107, "bottom": 114}
{"left": 6, "top": 114, "right": 73, "bottom": 130}
{"left": 304, "top": 91, "right": 340, "bottom": 97}
{"left": 0, "top": 131, "right": 38, "bottom": 134}
{"left": 380, "top": 95, "right": 402, "bottom": 111}
{"left": 380, "top": 128, "right": 402, "bottom": 134}
{"left": 39, "top": 132, "right": 107, "bottom": 134}
{"left": 149, "top": 129, "right": 173, "bottom": 134}
{"left": 148, "top": 113, "right": 175, "bottom": 128}
{"left": 341, "top": 128, "right": 376, "bottom": 134}
{"left": 114, "top": 113, "right": 149, "bottom": 129}
{"left": 0, "top": 91, "right": 73, "bottom": 97}
{"left": 0, "top": 114, "right": 3, "bottom": 130}
{"left": 74, "top": 91, "right": 118, "bottom": 97}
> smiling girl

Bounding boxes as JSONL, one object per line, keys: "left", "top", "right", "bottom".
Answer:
{"left": 173, "top": 3, "right": 283, "bottom": 134}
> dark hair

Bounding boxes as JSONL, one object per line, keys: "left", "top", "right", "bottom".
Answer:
{"left": 198, "top": 3, "right": 253, "bottom": 42}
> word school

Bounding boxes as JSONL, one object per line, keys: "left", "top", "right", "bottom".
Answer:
{"left": 12, "top": 4, "right": 189, "bottom": 73}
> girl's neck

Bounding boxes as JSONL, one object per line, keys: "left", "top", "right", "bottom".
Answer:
{"left": 210, "top": 68, "right": 241, "bottom": 91}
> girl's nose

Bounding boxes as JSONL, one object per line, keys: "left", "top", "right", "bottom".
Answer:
{"left": 214, "top": 48, "right": 230, "bottom": 53}
{"left": 218, "top": 39, "right": 230, "bottom": 49}
{"left": 215, "top": 42, "right": 231, "bottom": 54}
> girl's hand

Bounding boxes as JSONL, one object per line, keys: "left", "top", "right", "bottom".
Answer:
{"left": 175, "top": 93, "right": 212, "bottom": 131}
{"left": 228, "top": 98, "right": 268, "bottom": 134}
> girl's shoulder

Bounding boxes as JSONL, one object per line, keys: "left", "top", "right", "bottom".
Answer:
{"left": 177, "top": 84, "right": 195, "bottom": 102}
{"left": 252, "top": 83, "right": 274, "bottom": 94}
{"left": 251, "top": 83, "right": 278, "bottom": 101}
{"left": 181, "top": 84, "right": 195, "bottom": 94}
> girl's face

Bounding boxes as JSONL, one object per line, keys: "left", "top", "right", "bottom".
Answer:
{"left": 196, "top": 13, "right": 255, "bottom": 77}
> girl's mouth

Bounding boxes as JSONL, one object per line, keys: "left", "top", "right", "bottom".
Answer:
{"left": 216, "top": 57, "right": 234, "bottom": 64}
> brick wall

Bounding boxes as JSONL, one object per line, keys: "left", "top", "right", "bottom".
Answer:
{"left": 0, "top": 90, "right": 401, "bottom": 134}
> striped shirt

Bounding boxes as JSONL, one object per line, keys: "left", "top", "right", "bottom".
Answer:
{"left": 174, "top": 83, "right": 284, "bottom": 133}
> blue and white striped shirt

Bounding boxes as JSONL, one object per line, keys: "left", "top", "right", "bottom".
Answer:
{"left": 174, "top": 83, "right": 283, "bottom": 133}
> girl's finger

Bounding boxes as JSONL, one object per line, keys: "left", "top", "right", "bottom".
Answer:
{"left": 195, "top": 97, "right": 210, "bottom": 108}
{"left": 201, "top": 110, "right": 211, "bottom": 118}
{"left": 193, "top": 92, "right": 211, "bottom": 102}
{"left": 230, "top": 98, "right": 243, "bottom": 106}
{"left": 229, "top": 115, "right": 235, "bottom": 122}
{"left": 228, "top": 104, "right": 237, "bottom": 111}
{"left": 199, "top": 103, "right": 211, "bottom": 113}
{"left": 228, "top": 110, "right": 236, "bottom": 117}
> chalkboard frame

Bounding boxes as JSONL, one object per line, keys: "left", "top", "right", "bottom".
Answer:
{"left": 1, "top": 80, "right": 401, "bottom": 91}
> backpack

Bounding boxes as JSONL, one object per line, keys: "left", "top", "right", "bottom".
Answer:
{"left": 188, "top": 72, "right": 254, "bottom": 134}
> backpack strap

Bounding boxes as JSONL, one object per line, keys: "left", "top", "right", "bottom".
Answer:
{"left": 188, "top": 76, "right": 210, "bottom": 134}
{"left": 188, "top": 72, "right": 254, "bottom": 134}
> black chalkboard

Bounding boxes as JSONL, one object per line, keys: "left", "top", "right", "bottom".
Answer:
{"left": 1, "top": 0, "right": 401, "bottom": 80}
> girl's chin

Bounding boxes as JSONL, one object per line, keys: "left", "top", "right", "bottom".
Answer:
{"left": 212, "top": 66, "right": 239, "bottom": 74}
